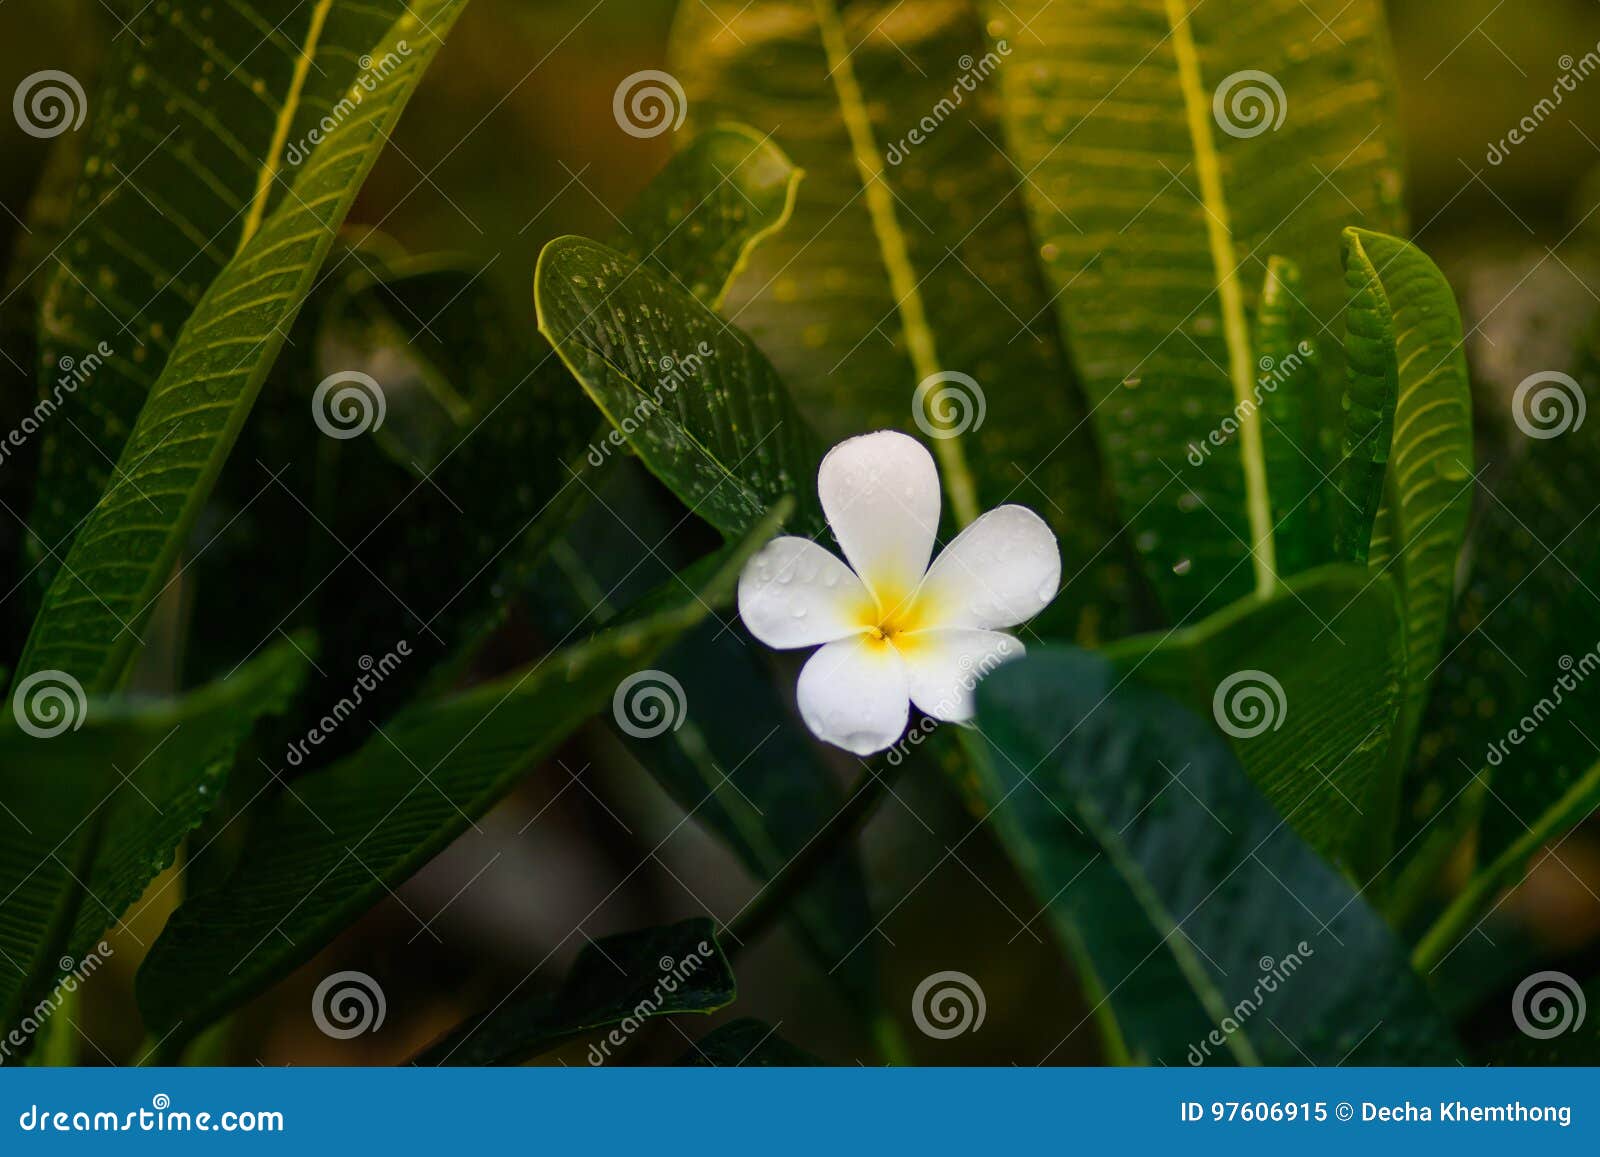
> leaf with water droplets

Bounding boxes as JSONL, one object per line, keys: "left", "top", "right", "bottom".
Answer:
{"left": 536, "top": 235, "right": 823, "bottom": 538}
{"left": 971, "top": 646, "right": 1457, "bottom": 1064}
{"left": 0, "top": 637, "right": 310, "bottom": 1039}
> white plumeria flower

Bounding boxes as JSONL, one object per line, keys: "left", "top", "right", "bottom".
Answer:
{"left": 737, "top": 430, "right": 1061, "bottom": 755}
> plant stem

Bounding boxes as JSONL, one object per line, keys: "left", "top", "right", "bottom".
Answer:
{"left": 1412, "top": 755, "right": 1600, "bottom": 973}
{"left": 725, "top": 760, "right": 898, "bottom": 954}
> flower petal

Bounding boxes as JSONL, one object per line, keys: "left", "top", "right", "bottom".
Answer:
{"left": 913, "top": 505, "right": 1061, "bottom": 630}
{"left": 900, "top": 629, "right": 1025, "bottom": 722}
{"left": 817, "top": 431, "right": 940, "bottom": 610}
{"left": 738, "top": 536, "right": 873, "bottom": 649}
{"left": 796, "top": 636, "right": 910, "bottom": 755}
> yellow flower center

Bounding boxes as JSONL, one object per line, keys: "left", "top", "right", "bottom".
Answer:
{"left": 857, "top": 584, "right": 935, "bottom": 654}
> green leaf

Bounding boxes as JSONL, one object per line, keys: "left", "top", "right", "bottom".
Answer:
{"left": 618, "top": 125, "right": 801, "bottom": 310}
{"left": 27, "top": 1, "right": 458, "bottom": 577}
{"left": 1412, "top": 752, "right": 1600, "bottom": 972}
{"left": 990, "top": 0, "right": 1406, "bottom": 618}
{"left": 536, "top": 235, "right": 823, "bottom": 538}
{"left": 670, "top": 1, "right": 1143, "bottom": 638}
{"left": 676, "top": 1018, "right": 822, "bottom": 1066}
{"left": 135, "top": 502, "right": 790, "bottom": 1040}
{"left": 971, "top": 647, "right": 1457, "bottom": 1065}
{"left": 66, "top": 637, "right": 311, "bottom": 962}
{"left": 1253, "top": 257, "right": 1328, "bottom": 577}
{"left": 414, "top": 918, "right": 735, "bottom": 1066}
{"left": 17, "top": 0, "right": 470, "bottom": 692}
{"left": 530, "top": 463, "right": 878, "bottom": 1013}
{"left": 0, "top": 638, "right": 310, "bottom": 1033}
{"left": 1103, "top": 565, "right": 1404, "bottom": 872}
{"left": 1339, "top": 229, "right": 1473, "bottom": 752}
{"left": 1331, "top": 232, "right": 1400, "bottom": 564}
{"left": 1404, "top": 323, "right": 1600, "bottom": 865}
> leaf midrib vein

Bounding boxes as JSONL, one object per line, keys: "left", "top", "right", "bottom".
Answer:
{"left": 810, "top": 0, "right": 980, "bottom": 528}
{"left": 1164, "top": 0, "right": 1276, "bottom": 593}
{"left": 238, "top": 0, "right": 335, "bottom": 252}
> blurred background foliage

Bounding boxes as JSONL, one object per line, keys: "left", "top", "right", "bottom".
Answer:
{"left": 2, "top": 0, "right": 1599, "bottom": 1064}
